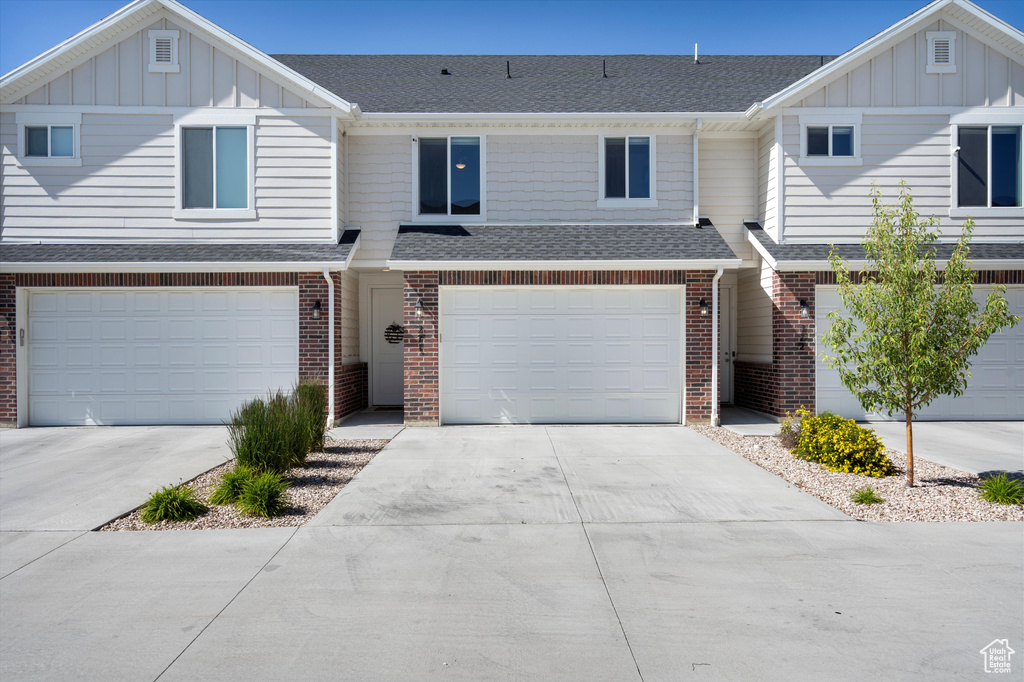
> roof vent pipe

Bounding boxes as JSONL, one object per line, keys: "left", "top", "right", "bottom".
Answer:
{"left": 603, "top": 59, "right": 607, "bottom": 78}
{"left": 694, "top": 43, "right": 699, "bottom": 64}
{"left": 506, "top": 60, "right": 511, "bottom": 79}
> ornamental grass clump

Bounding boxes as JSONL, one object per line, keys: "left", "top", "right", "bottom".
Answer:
{"left": 238, "top": 472, "right": 291, "bottom": 518}
{"left": 792, "top": 411, "right": 894, "bottom": 478}
{"left": 977, "top": 473, "right": 1024, "bottom": 505}
{"left": 140, "top": 484, "right": 209, "bottom": 524}
{"left": 851, "top": 486, "right": 885, "bottom": 505}
{"left": 209, "top": 465, "right": 256, "bottom": 506}
{"left": 295, "top": 379, "right": 328, "bottom": 455}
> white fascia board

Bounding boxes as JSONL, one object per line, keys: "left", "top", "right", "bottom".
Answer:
{"left": 777, "top": 259, "right": 1024, "bottom": 272}
{"left": 746, "top": 231, "right": 778, "bottom": 270}
{"left": 0, "top": 261, "right": 353, "bottom": 274}
{"left": 386, "top": 259, "right": 742, "bottom": 271}
{"left": 360, "top": 111, "right": 745, "bottom": 122}
{"left": 951, "top": 0, "right": 1024, "bottom": 46}
{"left": 0, "top": 0, "right": 358, "bottom": 118}
{"left": 342, "top": 233, "right": 361, "bottom": 270}
{"left": 752, "top": 0, "right": 959, "bottom": 116}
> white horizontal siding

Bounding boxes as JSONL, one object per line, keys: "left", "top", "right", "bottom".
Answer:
{"left": 794, "top": 19, "right": 1024, "bottom": 108}
{"left": 758, "top": 124, "right": 778, "bottom": 241}
{"left": 781, "top": 113, "right": 1023, "bottom": 241}
{"left": 699, "top": 137, "right": 753, "bottom": 259}
{"left": 346, "top": 135, "right": 413, "bottom": 263}
{"left": 0, "top": 112, "right": 334, "bottom": 242}
{"left": 736, "top": 262, "right": 772, "bottom": 363}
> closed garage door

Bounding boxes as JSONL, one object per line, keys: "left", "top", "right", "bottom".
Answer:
{"left": 816, "top": 286, "right": 1024, "bottom": 420}
{"left": 28, "top": 288, "right": 299, "bottom": 426}
{"left": 440, "top": 287, "right": 682, "bottom": 424}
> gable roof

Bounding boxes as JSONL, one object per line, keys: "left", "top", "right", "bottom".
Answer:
{"left": 0, "top": 0, "right": 357, "bottom": 114}
{"left": 747, "top": 0, "right": 1024, "bottom": 117}
{"left": 273, "top": 54, "right": 833, "bottom": 114}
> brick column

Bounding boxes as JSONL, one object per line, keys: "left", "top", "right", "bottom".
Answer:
{"left": 772, "top": 271, "right": 816, "bottom": 415}
{"left": 403, "top": 271, "right": 439, "bottom": 425}
{"left": 0, "top": 274, "right": 16, "bottom": 427}
{"left": 298, "top": 272, "right": 330, "bottom": 384}
{"left": 684, "top": 271, "right": 715, "bottom": 424}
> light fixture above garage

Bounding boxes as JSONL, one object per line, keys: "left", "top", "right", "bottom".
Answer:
{"left": 699, "top": 298, "right": 709, "bottom": 316}
{"left": 312, "top": 300, "right": 322, "bottom": 319}
{"left": 799, "top": 299, "right": 809, "bottom": 318}
{"left": 415, "top": 299, "right": 424, "bottom": 317}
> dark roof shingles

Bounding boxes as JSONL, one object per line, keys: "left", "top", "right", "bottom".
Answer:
{"left": 272, "top": 54, "right": 834, "bottom": 113}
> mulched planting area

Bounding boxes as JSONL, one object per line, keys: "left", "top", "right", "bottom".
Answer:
{"left": 101, "top": 438, "right": 388, "bottom": 531}
{"left": 692, "top": 425, "right": 1023, "bottom": 522}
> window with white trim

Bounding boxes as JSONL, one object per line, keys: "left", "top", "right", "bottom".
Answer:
{"left": 806, "top": 125, "right": 854, "bottom": 157}
{"left": 603, "top": 136, "right": 652, "bottom": 200}
{"left": 15, "top": 113, "right": 81, "bottom": 166}
{"left": 957, "top": 125, "right": 1022, "bottom": 208}
{"left": 180, "top": 126, "right": 250, "bottom": 210}
{"left": 417, "top": 136, "right": 481, "bottom": 216}
{"left": 798, "top": 114, "right": 861, "bottom": 166}
{"left": 148, "top": 30, "right": 180, "bottom": 73}
{"left": 926, "top": 31, "right": 956, "bottom": 74}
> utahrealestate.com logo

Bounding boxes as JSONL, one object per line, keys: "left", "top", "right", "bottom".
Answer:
{"left": 980, "top": 639, "right": 1015, "bottom": 674}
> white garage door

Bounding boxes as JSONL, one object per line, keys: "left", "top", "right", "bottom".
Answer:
{"left": 28, "top": 288, "right": 299, "bottom": 426}
{"left": 440, "top": 287, "right": 683, "bottom": 424}
{"left": 816, "top": 286, "right": 1024, "bottom": 420}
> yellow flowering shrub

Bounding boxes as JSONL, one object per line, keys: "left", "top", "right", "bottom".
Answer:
{"left": 792, "top": 412, "right": 893, "bottom": 478}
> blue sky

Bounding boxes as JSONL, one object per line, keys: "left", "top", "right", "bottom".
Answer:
{"left": 2, "top": 0, "right": 1022, "bottom": 76}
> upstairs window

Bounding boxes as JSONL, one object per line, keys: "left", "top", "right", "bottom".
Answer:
{"left": 148, "top": 30, "right": 180, "bottom": 73}
{"left": 604, "top": 136, "right": 651, "bottom": 199}
{"left": 418, "top": 136, "right": 481, "bottom": 216}
{"left": 806, "top": 125, "right": 854, "bottom": 157}
{"left": 181, "top": 126, "right": 249, "bottom": 209}
{"left": 25, "top": 125, "right": 74, "bottom": 158}
{"left": 926, "top": 31, "right": 956, "bottom": 74}
{"left": 957, "top": 125, "right": 1022, "bottom": 208}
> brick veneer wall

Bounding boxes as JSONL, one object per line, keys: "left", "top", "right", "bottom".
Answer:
{"left": 337, "top": 362, "right": 368, "bottom": 419}
{"left": 403, "top": 269, "right": 717, "bottom": 426}
{"left": 734, "top": 271, "right": 816, "bottom": 418}
{"left": 0, "top": 271, "right": 348, "bottom": 427}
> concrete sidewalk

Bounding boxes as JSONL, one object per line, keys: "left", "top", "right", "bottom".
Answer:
{"left": 866, "top": 421, "right": 1024, "bottom": 475}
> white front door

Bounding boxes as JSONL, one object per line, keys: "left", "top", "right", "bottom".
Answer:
{"left": 440, "top": 286, "right": 683, "bottom": 425}
{"left": 27, "top": 287, "right": 298, "bottom": 426}
{"left": 371, "top": 287, "right": 405, "bottom": 406}
{"left": 816, "top": 286, "right": 1024, "bottom": 420}
{"left": 720, "top": 284, "right": 734, "bottom": 404}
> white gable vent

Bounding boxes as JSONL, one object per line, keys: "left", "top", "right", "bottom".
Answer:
{"left": 926, "top": 31, "right": 956, "bottom": 74}
{"left": 148, "top": 30, "right": 180, "bottom": 73}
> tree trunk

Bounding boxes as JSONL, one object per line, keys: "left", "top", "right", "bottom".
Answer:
{"left": 905, "top": 405, "right": 915, "bottom": 488}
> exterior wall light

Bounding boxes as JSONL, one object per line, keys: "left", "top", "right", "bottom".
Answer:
{"left": 698, "top": 298, "right": 709, "bottom": 316}
{"left": 415, "top": 299, "right": 424, "bottom": 317}
{"left": 799, "top": 299, "right": 809, "bottom": 318}
{"left": 312, "top": 300, "right": 322, "bottom": 319}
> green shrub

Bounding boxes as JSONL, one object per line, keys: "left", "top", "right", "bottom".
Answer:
{"left": 295, "top": 379, "right": 328, "bottom": 455}
{"left": 792, "top": 412, "right": 894, "bottom": 478}
{"left": 977, "top": 473, "right": 1024, "bottom": 505}
{"left": 851, "top": 486, "right": 884, "bottom": 505}
{"left": 228, "top": 391, "right": 299, "bottom": 473}
{"left": 140, "top": 484, "right": 209, "bottom": 523}
{"left": 209, "top": 465, "right": 256, "bottom": 506}
{"left": 238, "top": 472, "right": 291, "bottom": 518}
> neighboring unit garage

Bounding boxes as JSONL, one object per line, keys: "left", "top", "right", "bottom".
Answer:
{"left": 815, "top": 286, "right": 1024, "bottom": 421}
{"left": 26, "top": 287, "right": 299, "bottom": 426}
{"left": 439, "top": 287, "right": 683, "bottom": 425}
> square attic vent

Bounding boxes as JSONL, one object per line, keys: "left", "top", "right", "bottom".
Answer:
{"left": 148, "top": 30, "right": 180, "bottom": 73}
{"left": 927, "top": 31, "right": 957, "bottom": 74}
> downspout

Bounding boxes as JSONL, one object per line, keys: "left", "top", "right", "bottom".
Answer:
{"left": 322, "top": 268, "right": 336, "bottom": 426}
{"left": 692, "top": 118, "right": 702, "bottom": 226}
{"left": 711, "top": 266, "right": 724, "bottom": 427}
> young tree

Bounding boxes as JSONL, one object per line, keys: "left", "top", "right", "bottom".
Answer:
{"left": 821, "top": 183, "right": 1019, "bottom": 487}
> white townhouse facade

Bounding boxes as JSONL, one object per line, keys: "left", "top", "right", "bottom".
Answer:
{"left": 0, "top": 0, "right": 1021, "bottom": 428}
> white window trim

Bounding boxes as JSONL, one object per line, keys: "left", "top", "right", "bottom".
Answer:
{"left": 148, "top": 29, "right": 180, "bottom": 73}
{"left": 14, "top": 112, "right": 82, "bottom": 167}
{"left": 173, "top": 116, "right": 257, "bottom": 220}
{"left": 949, "top": 123, "right": 1024, "bottom": 218}
{"left": 798, "top": 113, "right": 862, "bottom": 166}
{"left": 597, "top": 134, "right": 658, "bottom": 208}
{"left": 410, "top": 134, "right": 487, "bottom": 223}
{"left": 926, "top": 31, "right": 957, "bottom": 74}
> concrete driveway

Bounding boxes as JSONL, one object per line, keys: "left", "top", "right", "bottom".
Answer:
{"left": 866, "top": 421, "right": 1024, "bottom": 476}
{"left": 1, "top": 426, "right": 1021, "bottom": 681}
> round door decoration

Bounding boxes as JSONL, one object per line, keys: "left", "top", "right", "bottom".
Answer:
{"left": 384, "top": 323, "right": 406, "bottom": 344}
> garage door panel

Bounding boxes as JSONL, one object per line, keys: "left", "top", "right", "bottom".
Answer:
{"left": 816, "top": 286, "right": 1023, "bottom": 420}
{"left": 441, "top": 287, "right": 682, "bottom": 425}
{"left": 28, "top": 288, "right": 298, "bottom": 426}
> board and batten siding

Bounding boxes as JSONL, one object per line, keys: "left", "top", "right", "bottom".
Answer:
{"left": 14, "top": 16, "right": 318, "bottom": 109}
{"left": 0, "top": 112, "right": 334, "bottom": 241}
{"left": 736, "top": 260, "right": 773, "bottom": 362}
{"left": 699, "top": 137, "right": 755, "bottom": 260}
{"left": 792, "top": 20, "right": 1024, "bottom": 108}
{"left": 781, "top": 112, "right": 1022, "bottom": 240}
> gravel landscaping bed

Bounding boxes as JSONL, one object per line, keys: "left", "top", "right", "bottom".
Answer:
{"left": 692, "top": 425, "right": 1023, "bottom": 522}
{"left": 102, "top": 438, "right": 388, "bottom": 531}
